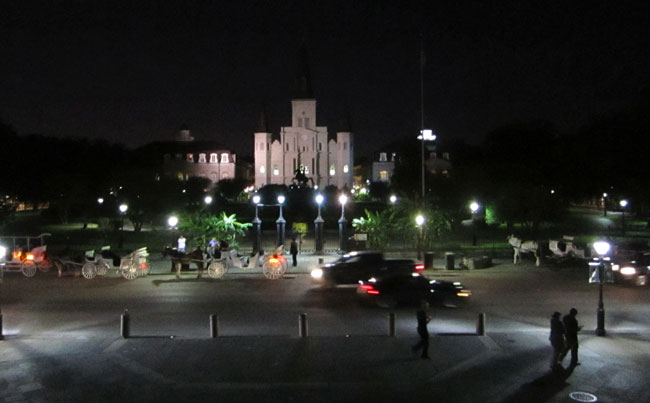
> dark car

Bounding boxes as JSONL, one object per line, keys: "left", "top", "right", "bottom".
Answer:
{"left": 611, "top": 251, "right": 649, "bottom": 286}
{"left": 311, "top": 251, "right": 423, "bottom": 287}
{"left": 356, "top": 273, "right": 471, "bottom": 308}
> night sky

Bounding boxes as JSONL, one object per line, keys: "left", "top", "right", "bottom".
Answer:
{"left": 1, "top": 1, "right": 648, "bottom": 158}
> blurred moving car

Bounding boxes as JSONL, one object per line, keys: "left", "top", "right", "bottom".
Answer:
{"left": 311, "top": 251, "right": 423, "bottom": 287}
{"left": 611, "top": 251, "right": 649, "bottom": 286}
{"left": 356, "top": 272, "right": 471, "bottom": 308}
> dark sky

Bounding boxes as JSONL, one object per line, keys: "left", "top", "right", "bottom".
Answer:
{"left": 1, "top": 1, "right": 648, "bottom": 158}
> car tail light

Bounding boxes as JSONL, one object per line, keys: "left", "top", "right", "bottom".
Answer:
{"left": 414, "top": 264, "right": 424, "bottom": 271}
{"left": 360, "top": 284, "right": 380, "bottom": 295}
{"left": 456, "top": 290, "right": 471, "bottom": 297}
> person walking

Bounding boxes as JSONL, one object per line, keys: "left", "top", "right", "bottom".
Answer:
{"left": 411, "top": 300, "right": 431, "bottom": 359}
{"left": 562, "top": 308, "right": 582, "bottom": 366}
{"left": 549, "top": 311, "right": 566, "bottom": 370}
{"left": 290, "top": 237, "right": 299, "bottom": 267}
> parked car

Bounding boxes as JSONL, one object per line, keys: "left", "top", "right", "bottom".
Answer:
{"left": 356, "top": 272, "right": 471, "bottom": 308}
{"left": 611, "top": 251, "right": 649, "bottom": 286}
{"left": 310, "top": 251, "right": 423, "bottom": 287}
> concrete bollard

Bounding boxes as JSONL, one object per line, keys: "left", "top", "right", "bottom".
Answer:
{"left": 388, "top": 312, "right": 396, "bottom": 337}
{"left": 0, "top": 308, "right": 4, "bottom": 340}
{"left": 299, "top": 313, "right": 308, "bottom": 337}
{"left": 477, "top": 312, "right": 486, "bottom": 336}
{"left": 210, "top": 314, "right": 219, "bottom": 338}
{"left": 121, "top": 309, "right": 130, "bottom": 339}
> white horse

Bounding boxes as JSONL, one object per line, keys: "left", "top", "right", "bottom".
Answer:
{"left": 508, "top": 235, "right": 540, "bottom": 266}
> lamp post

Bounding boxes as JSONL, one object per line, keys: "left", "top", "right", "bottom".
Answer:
{"left": 338, "top": 194, "right": 348, "bottom": 253}
{"left": 314, "top": 194, "right": 324, "bottom": 254}
{"left": 470, "top": 201, "right": 480, "bottom": 246}
{"left": 167, "top": 216, "right": 178, "bottom": 229}
{"left": 415, "top": 214, "right": 425, "bottom": 260}
{"left": 252, "top": 195, "right": 262, "bottom": 254}
{"left": 389, "top": 194, "right": 397, "bottom": 205}
{"left": 118, "top": 203, "right": 128, "bottom": 249}
{"left": 204, "top": 195, "right": 213, "bottom": 206}
{"left": 276, "top": 195, "right": 286, "bottom": 247}
{"left": 620, "top": 199, "right": 628, "bottom": 236}
{"left": 602, "top": 193, "right": 608, "bottom": 217}
{"left": 592, "top": 241, "right": 611, "bottom": 336}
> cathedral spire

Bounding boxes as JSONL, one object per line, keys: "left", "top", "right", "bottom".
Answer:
{"left": 293, "top": 42, "right": 314, "bottom": 99}
{"left": 256, "top": 107, "right": 270, "bottom": 133}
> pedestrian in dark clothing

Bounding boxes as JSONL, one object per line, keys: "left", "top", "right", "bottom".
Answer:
{"left": 290, "top": 238, "right": 298, "bottom": 267}
{"left": 562, "top": 308, "right": 582, "bottom": 366}
{"left": 549, "top": 311, "right": 566, "bottom": 370}
{"left": 411, "top": 301, "right": 431, "bottom": 359}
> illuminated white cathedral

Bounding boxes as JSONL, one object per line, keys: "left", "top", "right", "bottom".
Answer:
{"left": 254, "top": 47, "right": 353, "bottom": 190}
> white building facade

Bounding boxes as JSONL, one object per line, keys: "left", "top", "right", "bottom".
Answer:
{"left": 254, "top": 97, "right": 353, "bottom": 190}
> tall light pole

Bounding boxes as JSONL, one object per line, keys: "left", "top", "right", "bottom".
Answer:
{"left": 470, "top": 201, "right": 480, "bottom": 246}
{"left": 592, "top": 241, "right": 611, "bottom": 336}
{"left": 602, "top": 193, "right": 608, "bottom": 217}
{"left": 314, "top": 194, "right": 324, "bottom": 254}
{"left": 276, "top": 195, "right": 286, "bottom": 247}
{"left": 415, "top": 214, "right": 425, "bottom": 260}
{"left": 252, "top": 195, "right": 261, "bottom": 254}
{"left": 118, "top": 203, "right": 128, "bottom": 249}
{"left": 620, "top": 199, "right": 628, "bottom": 236}
{"left": 338, "top": 194, "right": 348, "bottom": 253}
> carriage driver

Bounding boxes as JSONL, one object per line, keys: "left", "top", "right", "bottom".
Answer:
{"left": 207, "top": 237, "right": 220, "bottom": 259}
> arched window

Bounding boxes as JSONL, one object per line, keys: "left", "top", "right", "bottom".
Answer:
{"left": 221, "top": 153, "right": 229, "bottom": 163}
{"left": 273, "top": 165, "right": 280, "bottom": 176}
{"left": 329, "top": 165, "right": 336, "bottom": 176}
{"left": 210, "top": 153, "right": 218, "bottom": 163}
{"left": 260, "top": 165, "right": 266, "bottom": 174}
{"left": 343, "top": 164, "right": 349, "bottom": 173}
{"left": 198, "top": 154, "right": 206, "bottom": 163}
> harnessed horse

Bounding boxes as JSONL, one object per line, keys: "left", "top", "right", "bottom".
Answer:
{"left": 162, "top": 246, "right": 205, "bottom": 278}
{"left": 508, "top": 235, "right": 540, "bottom": 266}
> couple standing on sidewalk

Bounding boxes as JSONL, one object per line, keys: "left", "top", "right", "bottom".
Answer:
{"left": 550, "top": 308, "right": 582, "bottom": 370}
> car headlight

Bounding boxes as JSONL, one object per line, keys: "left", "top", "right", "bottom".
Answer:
{"left": 620, "top": 266, "right": 637, "bottom": 276}
{"left": 311, "top": 268, "right": 323, "bottom": 279}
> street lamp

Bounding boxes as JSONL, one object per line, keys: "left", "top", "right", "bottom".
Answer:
{"left": 276, "top": 195, "right": 286, "bottom": 247}
{"left": 338, "top": 194, "right": 348, "bottom": 253}
{"left": 97, "top": 198, "right": 104, "bottom": 205}
{"left": 389, "top": 194, "right": 397, "bottom": 204}
{"left": 252, "top": 195, "right": 262, "bottom": 254}
{"left": 314, "top": 194, "right": 325, "bottom": 254}
{"left": 167, "top": 216, "right": 178, "bottom": 229}
{"left": 602, "top": 193, "right": 608, "bottom": 217}
{"left": 118, "top": 203, "right": 128, "bottom": 249}
{"left": 620, "top": 199, "right": 628, "bottom": 236}
{"left": 592, "top": 241, "right": 611, "bottom": 336}
{"left": 415, "top": 214, "right": 425, "bottom": 260}
{"left": 204, "top": 195, "right": 213, "bottom": 205}
{"left": 470, "top": 201, "right": 480, "bottom": 246}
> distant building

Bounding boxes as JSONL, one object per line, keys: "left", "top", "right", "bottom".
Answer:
{"left": 139, "top": 125, "right": 252, "bottom": 185}
{"left": 372, "top": 151, "right": 398, "bottom": 183}
{"left": 254, "top": 45, "right": 354, "bottom": 190}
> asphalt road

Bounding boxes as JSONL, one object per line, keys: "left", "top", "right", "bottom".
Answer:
{"left": 1, "top": 260, "right": 649, "bottom": 340}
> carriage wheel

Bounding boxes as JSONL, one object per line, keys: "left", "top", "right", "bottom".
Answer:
{"left": 208, "top": 261, "right": 227, "bottom": 279}
{"left": 262, "top": 257, "right": 287, "bottom": 280}
{"left": 121, "top": 263, "right": 139, "bottom": 280}
{"left": 82, "top": 262, "right": 98, "bottom": 279}
{"left": 21, "top": 261, "right": 37, "bottom": 277}
{"left": 37, "top": 259, "right": 52, "bottom": 272}
{"left": 96, "top": 260, "right": 110, "bottom": 276}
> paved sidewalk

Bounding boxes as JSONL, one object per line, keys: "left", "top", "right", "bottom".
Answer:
{"left": 1, "top": 330, "right": 649, "bottom": 402}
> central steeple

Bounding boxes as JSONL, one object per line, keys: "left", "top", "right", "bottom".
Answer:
{"left": 292, "top": 43, "right": 314, "bottom": 100}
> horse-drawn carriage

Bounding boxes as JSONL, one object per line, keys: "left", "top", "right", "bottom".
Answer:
{"left": 55, "top": 246, "right": 150, "bottom": 280}
{"left": 163, "top": 245, "right": 288, "bottom": 280}
{"left": 1, "top": 245, "right": 52, "bottom": 277}
{"left": 0, "top": 233, "right": 52, "bottom": 277}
